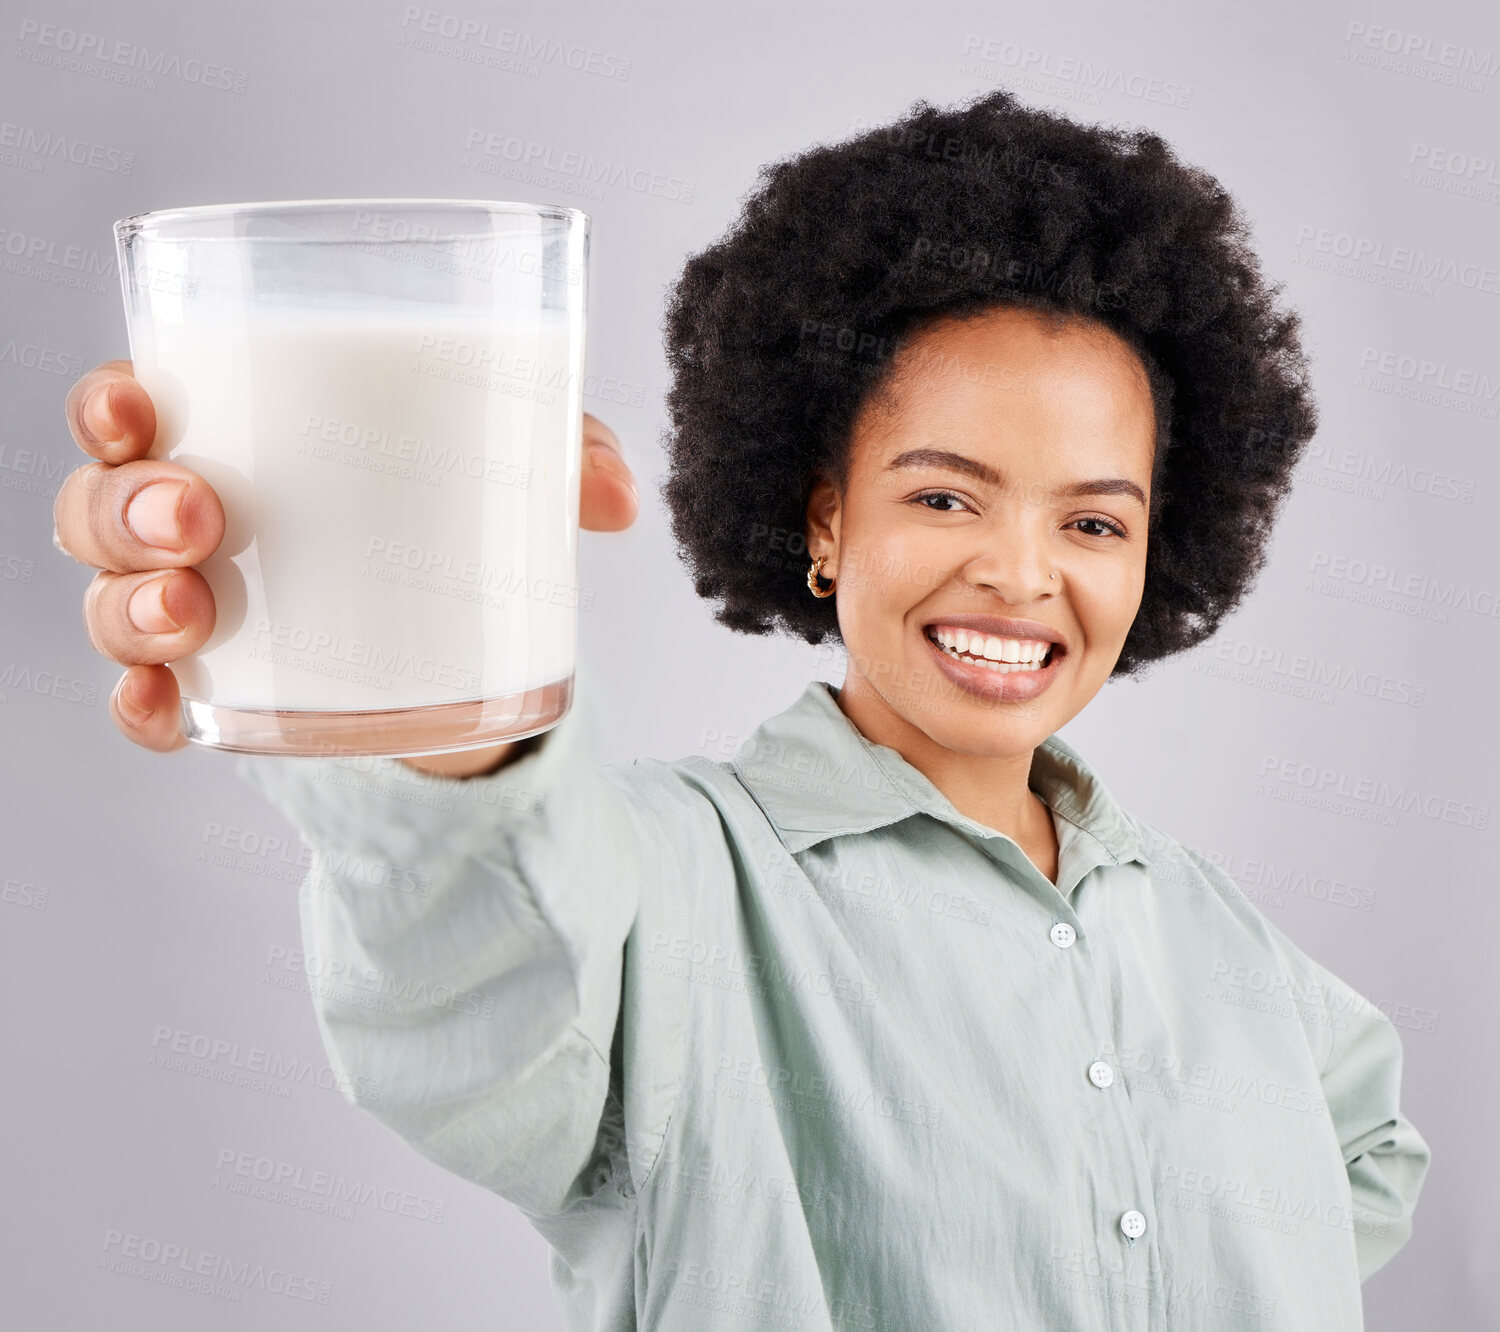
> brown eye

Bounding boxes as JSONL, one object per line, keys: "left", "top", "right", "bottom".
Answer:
{"left": 910, "top": 490, "right": 971, "bottom": 513}
{"left": 1072, "top": 516, "right": 1127, "bottom": 538}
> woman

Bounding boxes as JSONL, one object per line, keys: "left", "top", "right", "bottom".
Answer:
{"left": 56, "top": 89, "right": 1427, "bottom": 1330}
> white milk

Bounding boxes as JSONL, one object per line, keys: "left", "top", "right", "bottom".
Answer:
{"left": 132, "top": 304, "right": 582, "bottom": 712}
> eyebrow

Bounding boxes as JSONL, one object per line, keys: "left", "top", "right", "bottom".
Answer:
{"left": 885, "top": 448, "right": 1148, "bottom": 508}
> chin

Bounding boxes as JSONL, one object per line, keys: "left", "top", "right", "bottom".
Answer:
{"left": 928, "top": 709, "right": 1057, "bottom": 759}
{"left": 896, "top": 671, "right": 1063, "bottom": 758}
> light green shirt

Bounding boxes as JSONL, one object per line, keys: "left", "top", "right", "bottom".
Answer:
{"left": 237, "top": 670, "right": 1429, "bottom": 1331}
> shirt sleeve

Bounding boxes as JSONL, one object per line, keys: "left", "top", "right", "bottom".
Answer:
{"left": 231, "top": 665, "right": 661, "bottom": 1221}
{"left": 1181, "top": 845, "right": 1432, "bottom": 1282}
{"left": 1300, "top": 950, "right": 1433, "bottom": 1282}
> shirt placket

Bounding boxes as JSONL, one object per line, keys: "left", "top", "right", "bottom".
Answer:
{"left": 974, "top": 831, "right": 1163, "bottom": 1332}
{"left": 1065, "top": 885, "right": 1164, "bottom": 1331}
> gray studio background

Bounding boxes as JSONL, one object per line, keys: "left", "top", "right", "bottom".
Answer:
{"left": 3, "top": 0, "right": 1495, "bottom": 1327}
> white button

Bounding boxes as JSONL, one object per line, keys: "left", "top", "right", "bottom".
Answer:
{"left": 1120, "top": 1209, "right": 1146, "bottom": 1239}
{"left": 1050, "top": 921, "right": 1076, "bottom": 948}
{"left": 1088, "top": 1061, "right": 1114, "bottom": 1089}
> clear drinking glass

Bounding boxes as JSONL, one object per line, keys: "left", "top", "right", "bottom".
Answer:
{"left": 113, "top": 198, "right": 589, "bottom": 758}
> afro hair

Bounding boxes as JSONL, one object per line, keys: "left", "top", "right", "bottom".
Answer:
{"left": 659, "top": 86, "right": 1319, "bottom": 677}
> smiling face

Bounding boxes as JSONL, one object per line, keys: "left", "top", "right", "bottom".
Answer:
{"left": 804, "top": 302, "right": 1158, "bottom": 764}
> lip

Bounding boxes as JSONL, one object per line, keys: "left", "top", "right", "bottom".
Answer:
{"left": 919, "top": 618, "right": 1068, "bottom": 703}
{"left": 920, "top": 613, "right": 1069, "bottom": 651}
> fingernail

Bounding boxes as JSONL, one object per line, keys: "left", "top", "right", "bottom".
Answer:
{"left": 83, "top": 386, "right": 120, "bottom": 446}
{"left": 114, "top": 678, "right": 154, "bottom": 727}
{"left": 127, "top": 575, "right": 180, "bottom": 634}
{"left": 125, "top": 481, "right": 188, "bottom": 549}
{"left": 588, "top": 442, "right": 638, "bottom": 499}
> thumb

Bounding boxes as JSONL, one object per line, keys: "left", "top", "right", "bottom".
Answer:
{"left": 580, "top": 412, "right": 639, "bottom": 533}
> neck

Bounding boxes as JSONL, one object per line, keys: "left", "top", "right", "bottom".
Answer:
{"left": 832, "top": 675, "right": 1059, "bottom": 880}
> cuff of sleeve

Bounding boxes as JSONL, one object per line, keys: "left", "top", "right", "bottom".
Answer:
{"left": 232, "top": 667, "right": 594, "bottom": 866}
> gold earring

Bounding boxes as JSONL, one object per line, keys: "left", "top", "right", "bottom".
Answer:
{"left": 807, "top": 555, "right": 836, "bottom": 597}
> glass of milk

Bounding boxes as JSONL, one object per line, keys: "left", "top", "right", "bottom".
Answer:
{"left": 113, "top": 198, "right": 588, "bottom": 758}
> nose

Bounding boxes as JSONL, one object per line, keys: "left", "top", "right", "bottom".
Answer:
{"left": 957, "top": 531, "right": 1057, "bottom": 605}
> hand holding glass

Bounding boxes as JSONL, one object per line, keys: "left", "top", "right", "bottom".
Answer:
{"left": 110, "top": 198, "right": 590, "bottom": 757}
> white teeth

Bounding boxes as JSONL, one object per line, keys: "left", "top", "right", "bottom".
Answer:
{"left": 927, "top": 627, "right": 1054, "bottom": 672}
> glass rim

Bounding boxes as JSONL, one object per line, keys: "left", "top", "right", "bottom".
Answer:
{"left": 114, "top": 197, "right": 591, "bottom": 243}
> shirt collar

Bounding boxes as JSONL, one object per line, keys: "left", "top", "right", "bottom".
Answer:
{"left": 729, "top": 679, "right": 1152, "bottom": 870}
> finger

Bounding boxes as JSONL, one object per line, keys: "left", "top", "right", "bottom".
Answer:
{"left": 64, "top": 360, "right": 158, "bottom": 465}
{"left": 53, "top": 459, "right": 225, "bottom": 573}
{"left": 84, "top": 566, "right": 216, "bottom": 667}
{"left": 579, "top": 412, "right": 639, "bottom": 533}
{"left": 109, "top": 665, "right": 190, "bottom": 752}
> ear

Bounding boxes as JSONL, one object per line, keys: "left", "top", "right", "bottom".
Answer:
{"left": 804, "top": 469, "right": 843, "bottom": 572}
